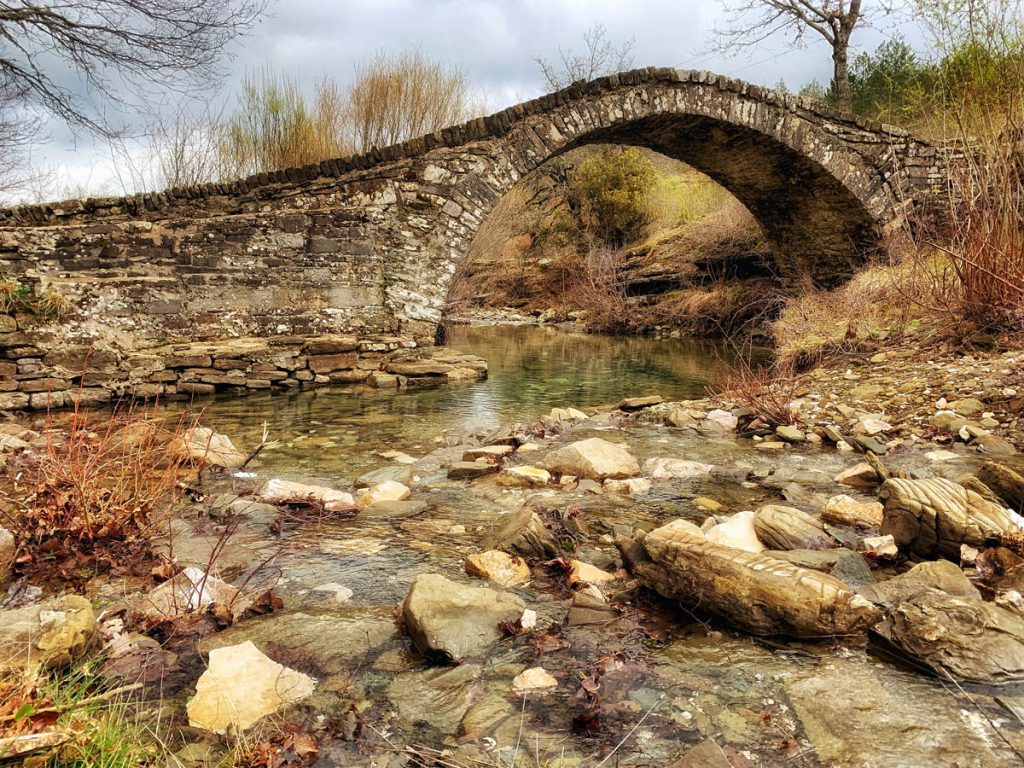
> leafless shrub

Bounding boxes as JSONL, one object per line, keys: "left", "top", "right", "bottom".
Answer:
{"left": 534, "top": 23, "right": 635, "bottom": 91}
{"left": 347, "top": 49, "right": 479, "bottom": 151}
{"left": 713, "top": 353, "right": 801, "bottom": 426}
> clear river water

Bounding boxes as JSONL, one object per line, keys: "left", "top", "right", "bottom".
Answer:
{"left": 154, "top": 325, "right": 1020, "bottom": 767}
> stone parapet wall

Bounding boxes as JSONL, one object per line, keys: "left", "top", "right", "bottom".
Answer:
{"left": 0, "top": 332, "right": 487, "bottom": 412}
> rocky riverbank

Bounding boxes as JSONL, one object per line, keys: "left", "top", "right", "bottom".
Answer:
{"left": 2, "top": 343, "right": 1024, "bottom": 766}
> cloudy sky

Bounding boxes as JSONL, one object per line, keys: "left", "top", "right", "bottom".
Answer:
{"left": 38, "top": 0, "right": 922, "bottom": 198}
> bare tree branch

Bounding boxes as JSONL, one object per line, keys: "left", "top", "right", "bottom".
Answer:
{"left": 0, "top": 0, "right": 266, "bottom": 137}
{"left": 534, "top": 23, "right": 635, "bottom": 91}
{"left": 711, "top": 0, "right": 886, "bottom": 111}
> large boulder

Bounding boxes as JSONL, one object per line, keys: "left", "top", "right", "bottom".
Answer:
{"left": 879, "top": 477, "right": 1020, "bottom": 559}
{"left": 872, "top": 589, "right": 1024, "bottom": 684}
{"left": 754, "top": 505, "right": 836, "bottom": 551}
{"left": 187, "top": 640, "right": 315, "bottom": 734}
{"left": 544, "top": 438, "right": 639, "bottom": 480}
{"left": 0, "top": 594, "right": 96, "bottom": 670}
{"left": 402, "top": 574, "right": 525, "bottom": 662}
{"left": 627, "top": 520, "right": 879, "bottom": 637}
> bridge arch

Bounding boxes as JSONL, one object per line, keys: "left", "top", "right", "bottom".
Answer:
{"left": 385, "top": 70, "right": 922, "bottom": 334}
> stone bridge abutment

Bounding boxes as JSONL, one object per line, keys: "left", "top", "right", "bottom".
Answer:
{"left": 0, "top": 67, "right": 951, "bottom": 409}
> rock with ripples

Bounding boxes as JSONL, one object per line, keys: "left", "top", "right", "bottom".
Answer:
{"left": 879, "top": 477, "right": 1020, "bottom": 559}
{"left": 624, "top": 520, "right": 880, "bottom": 637}
{"left": 754, "top": 505, "right": 836, "bottom": 551}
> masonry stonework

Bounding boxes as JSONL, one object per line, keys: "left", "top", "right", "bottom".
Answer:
{"left": 0, "top": 68, "right": 950, "bottom": 410}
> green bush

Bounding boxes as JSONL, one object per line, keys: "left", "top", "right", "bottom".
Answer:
{"left": 569, "top": 146, "right": 655, "bottom": 247}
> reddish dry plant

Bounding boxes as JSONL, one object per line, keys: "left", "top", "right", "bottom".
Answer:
{"left": 0, "top": 401, "right": 198, "bottom": 573}
{"left": 713, "top": 356, "right": 801, "bottom": 427}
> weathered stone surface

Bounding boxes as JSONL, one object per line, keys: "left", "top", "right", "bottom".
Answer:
{"left": 464, "top": 550, "right": 531, "bottom": 587}
{"left": 630, "top": 520, "right": 879, "bottom": 637}
{"left": 187, "top": 641, "right": 315, "bottom": 734}
{"left": 550, "top": 406, "right": 588, "bottom": 421}
{"left": 667, "top": 740, "right": 733, "bottom": 768}
{"left": 616, "top": 395, "right": 664, "bottom": 411}
{"left": 603, "top": 477, "right": 651, "bottom": 495}
{"left": 858, "top": 560, "right": 980, "bottom": 606}
{"left": 462, "top": 445, "right": 514, "bottom": 462}
{"left": 402, "top": 574, "right": 525, "bottom": 662}
{"left": 879, "top": 477, "right": 1020, "bottom": 559}
{"left": 545, "top": 437, "right": 639, "bottom": 480}
{"left": 873, "top": 588, "right": 1024, "bottom": 684}
{"left": 821, "top": 494, "right": 884, "bottom": 529}
{"left": 388, "top": 664, "right": 481, "bottom": 732}
{"left": 486, "top": 508, "right": 559, "bottom": 558}
{"left": 0, "top": 594, "right": 96, "bottom": 670}
{"left": 754, "top": 505, "right": 836, "bottom": 551}
{"left": 787, "top": 657, "right": 1012, "bottom": 767}
{"left": 978, "top": 461, "right": 1024, "bottom": 511}
{"left": 834, "top": 462, "right": 880, "bottom": 491}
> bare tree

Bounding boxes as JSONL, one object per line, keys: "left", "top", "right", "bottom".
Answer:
{"left": 712, "top": 1, "right": 885, "bottom": 112}
{"left": 534, "top": 23, "right": 636, "bottom": 91}
{"left": 0, "top": 0, "right": 266, "bottom": 136}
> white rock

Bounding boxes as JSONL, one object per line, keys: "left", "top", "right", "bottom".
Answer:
{"left": 704, "top": 510, "right": 764, "bottom": 553}
{"left": 520, "top": 609, "right": 538, "bottom": 630}
{"left": 512, "top": 666, "right": 558, "bottom": 695}
{"left": 644, "top": 457, "right": 714, "bottom": 480}
{"left": 854, "top": 418, "right": 892, "bottom": 436}
{"left": 187, "top": 641, "right": 316, "bottom": 734}
{"left": 925, "top": 449, "right": 961, "bottom": 462}
{"left": 141, "top": 567, "right": 240, "bottom": 620}
{"left": 259, "top": 478, "right": 355, "bottom": 512}
{"left": 550, "top": 407, "right": 588, "bottom": 421}
{"left": 356, "top": 480, "right": 411, "bottom": 509}
{"left": 603, "top": 477, "right": 651, "bottom": 496}
{"left": 706, "top": 409, "right": 738, "bottom": 431}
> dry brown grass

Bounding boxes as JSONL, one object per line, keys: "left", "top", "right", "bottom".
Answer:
{"left": 0, "top": 402, "right": 197, "bottom": 579}
{"left": 713, "top": 354, "right": 801, "bottom": 426}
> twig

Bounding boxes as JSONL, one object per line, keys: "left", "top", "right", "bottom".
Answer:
{"left": 592, "top": 693, "right": 665, "bottom": 767}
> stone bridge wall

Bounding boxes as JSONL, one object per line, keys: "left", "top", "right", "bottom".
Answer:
{"left": 0, "top": 67, "right": 952, "bottom": 410}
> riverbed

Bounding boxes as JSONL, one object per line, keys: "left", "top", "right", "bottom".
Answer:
{"left": 137, "top": 324, "right": 1023, "bottom": 767}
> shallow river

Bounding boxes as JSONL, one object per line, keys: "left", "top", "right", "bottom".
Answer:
{"left": 171, "top": 326, "right": 1021, "bottom": 767}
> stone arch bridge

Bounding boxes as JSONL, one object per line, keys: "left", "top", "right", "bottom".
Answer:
{"left": 0, "top": 68, "right": 949, "bottom": 408}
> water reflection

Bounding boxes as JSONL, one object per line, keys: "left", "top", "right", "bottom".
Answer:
{"left": 192, "top": 325, "right": 739, "bottom": 481}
